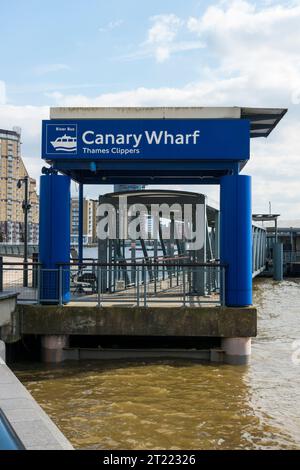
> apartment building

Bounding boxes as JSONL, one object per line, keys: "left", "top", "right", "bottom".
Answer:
{"left": 70, "top": 197, "right": 98, "bottom": 245}
{"left": 0, "top": 128, "right": 39, "bottom": 244}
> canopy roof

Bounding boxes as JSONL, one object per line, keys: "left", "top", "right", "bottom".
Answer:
{"left": 99, "top": 189, "right": 218, "bottom": 226}
{"left": 241, "top": 107, "right": 287, "bottom": 138}
{"left": 51, "top": 106, "right": 287, "bottom": 138}
{"left": 47, "top": 106, "right": 287, "bottom": 184}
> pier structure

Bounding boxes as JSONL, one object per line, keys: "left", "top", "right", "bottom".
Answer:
{"left": 96, "top": 189, "right": 219, "bottom": 298}
{"left": 252, "top": 214, "right": 283, "bottom": 280}
{"left": 251, "top": 214, "right": 300, "bottom": 278}
{"left": 0, "top": 107, "right": 287, "bottom": 365}
{"left": 273, "top": 226, "right": 300, "bottom": 276}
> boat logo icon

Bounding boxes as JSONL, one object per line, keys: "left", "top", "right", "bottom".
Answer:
{"left": 51, "top": 134, "right": 77, "bottom": 152}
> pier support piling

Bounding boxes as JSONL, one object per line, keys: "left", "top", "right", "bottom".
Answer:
{"left": 41, "top": 335, "right": 69, "bottom": 363}
{"left": 221, "top": 337, "right": 251, "bottom": 365}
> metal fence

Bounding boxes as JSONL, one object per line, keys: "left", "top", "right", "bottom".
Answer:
{"left": 0, "top": 258, "right": 226, "bottom": 307}
{"left": 0, "top": 260, "right": 39, "bottom": 302}
{"left": 283, "top": 251, "right": 300, "bottom": 263}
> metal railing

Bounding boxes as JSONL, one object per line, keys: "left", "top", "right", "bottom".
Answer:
{"left": 0, "top": 260, "right": 40, "bottom": 302}
{"left": 0, "top": 258, "right": 226, "bottom": 307}
{"left": 0, "top": 243, "right": 38, "bottom": 257}
{"left": 283, "top": 251, "right": 300, "bottom": 263}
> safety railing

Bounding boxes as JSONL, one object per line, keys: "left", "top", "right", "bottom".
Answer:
{"left": 0, "top": 259, "right": 226, "bottom": 307}
{"left": 0, "top": 259, "right": 40, "bottom": 302}
{"left": 283, "top": 251, "right": 300, "bottom": 263}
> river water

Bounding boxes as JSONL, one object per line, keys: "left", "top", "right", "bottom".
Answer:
{"left": 13, "top": 278, "right": 300, "bottom": 450}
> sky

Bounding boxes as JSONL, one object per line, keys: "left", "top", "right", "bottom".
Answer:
{"left": 0, "top": 0, "right": 299, "bottom": 218}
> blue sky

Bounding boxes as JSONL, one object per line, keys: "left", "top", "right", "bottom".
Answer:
{"left": 0, "top": 0, "right": 300, "bottom": 219}
{"left": 2, "top": 0, "right": 208, "bottom": 106}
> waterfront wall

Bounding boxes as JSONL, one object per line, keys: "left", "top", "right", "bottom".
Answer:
{"left": 18, "top": 304, "right": 256, "bottom": 365}
{"left": 1, "top": 294, "right": 73, "bottom": 449}
{"left": 0, "top": 292, "right": 20, "bottom": 344}
{"left": 0, "top": 292, "right": 18, "bottom": 329}
{"left": 19, "top": 304, "right": 257, "bottom": 338}
{"left": 0, "top": 352, "right": 73, "bottom": 450}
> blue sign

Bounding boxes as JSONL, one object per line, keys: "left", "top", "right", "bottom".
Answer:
{"left": 42, "top": 119, "right": 250, "bottom": 161}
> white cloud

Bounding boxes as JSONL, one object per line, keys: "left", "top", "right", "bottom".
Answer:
{"left": 0, "top": 81, "right": 6, "bottom": 104}
{"left": 147, "top": 14, "right": 181, "bottom": 44}
{"left": 246, "top": 119, "right": 300, "bottom": 216}
{"left": 34, "top": 64, "right": 71, "bottom": 76}
{"left": 99, "top": 19, "right": 124, "bottom": 32}
{"left": 125, "top": 14, "right": 204, "bottom": 63}
{"left": 187, "top": 0, "right": 300, "bottom": 101}
{"left": 46, "top": 76, "right": 251, "bottom": 107}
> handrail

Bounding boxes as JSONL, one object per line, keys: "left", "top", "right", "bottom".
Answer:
{"left": 0, "top": 258, "right": 226, "bottom": 306}
{"left": 1, "top": 260, "right": 226, "bottom": 267}
{"left": 56, "top": 261, "right": 227, "bottom": 268}
{"left": 71, "top": 255, "right": 189, "bottom": 262}
{"left": 2, "top": 262, "right": 42, "bottom": 266}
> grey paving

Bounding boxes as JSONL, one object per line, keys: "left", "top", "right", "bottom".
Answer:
{"left": 0, "top": 359, "right": 73, "bottom": 450}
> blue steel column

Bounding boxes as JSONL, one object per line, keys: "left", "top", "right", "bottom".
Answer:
{"left": 39, "top": 174, "right": 71, "bottom": 304}
{"left": 220, "top": 174, "right": 252, "bottom": 306}
{"left": 78, "top": 183, "right": 83, "bottom": 265}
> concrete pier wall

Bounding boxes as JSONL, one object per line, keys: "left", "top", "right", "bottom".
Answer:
{"left": 0, "top": 292, "right": 18, "bottom": 329}
{"left": 19, "top": 305, "right": 257, "bottom": 338}
{"left": 17, "top": 304, "right": 256, "bottom": 365}
{"left": 0, "top": 292, "right": 20, "bottom": 344}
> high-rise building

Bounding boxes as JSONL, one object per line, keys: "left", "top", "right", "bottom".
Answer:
{"left": 0, "top": 128, "right": 39, "bottom": 244}
{"left": 91, "top": 199, "right": 98, "bottom": 244}
{"left": 70, "top": 197, "right": 98, "bottom": 245}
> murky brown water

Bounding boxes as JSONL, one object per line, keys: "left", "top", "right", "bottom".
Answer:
{"left": 13, "top": 278, "right": 300, "bottom": 449}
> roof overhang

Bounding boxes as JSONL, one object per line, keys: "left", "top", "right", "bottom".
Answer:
{"left": 241, "top": 107, "right": 287, "bottom": 138}
{"left": 252, "top": 214, "right": 280, "bottom": 222}
{"left": 50, "top": 106, "right": 287, "bottom": 138}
